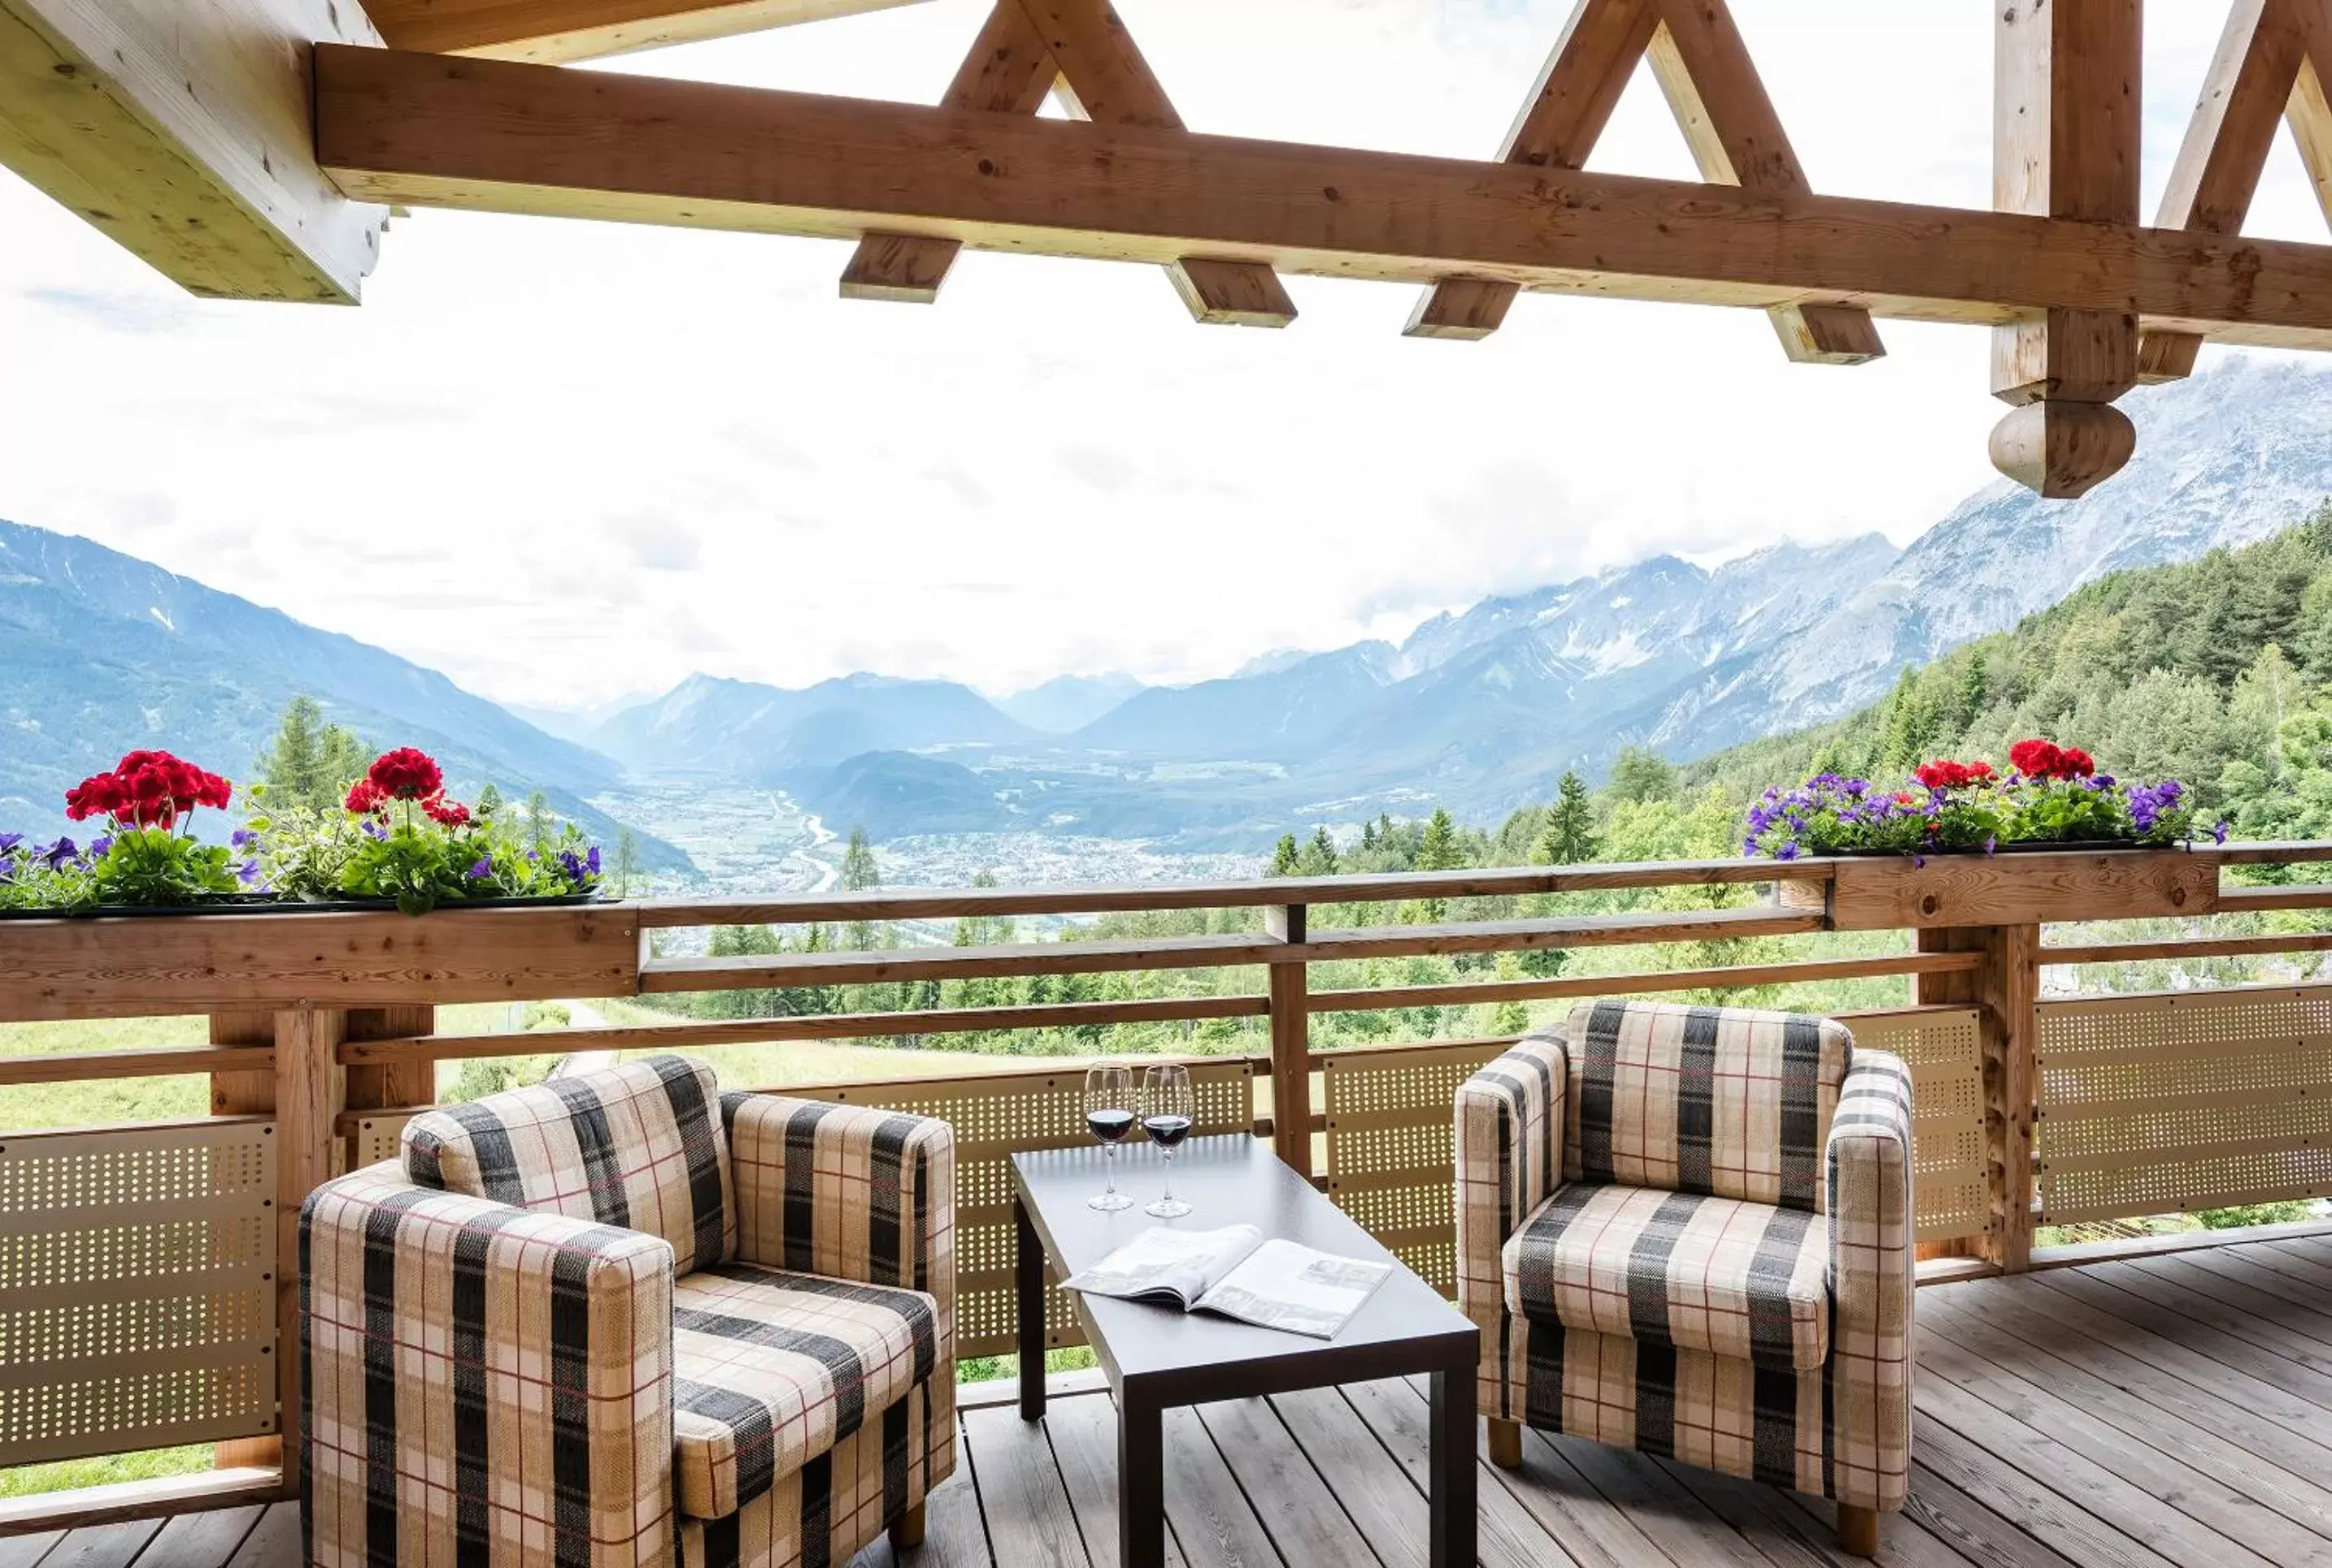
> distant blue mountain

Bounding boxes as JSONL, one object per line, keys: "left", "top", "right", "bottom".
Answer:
{"left": 0, "top": 519, "right": 687, "bottom": 867}
{"left": 590, "top": 671, "right": 1033, "bottom": 778}
{"left": 990, "top": 672, "right": 1145, "bottom": 733}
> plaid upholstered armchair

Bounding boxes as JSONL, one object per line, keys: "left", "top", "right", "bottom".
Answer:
{"left": 1455, "top": 1000, "right": 1914, "bottom": 1557}
{"left": 300, "top": 1055, "right": 955, "bottom": 1568}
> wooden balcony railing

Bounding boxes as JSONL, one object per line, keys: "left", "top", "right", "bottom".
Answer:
{"left": 2, "top": 841, "right": 2330, "bottom": 1531}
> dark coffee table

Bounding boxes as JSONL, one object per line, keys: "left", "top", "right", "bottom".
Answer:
{"left": 1010, "top": 1135, "right": 1478, "bottom": 1568}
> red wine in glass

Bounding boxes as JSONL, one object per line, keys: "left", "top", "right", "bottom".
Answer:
{"left": 1085, "top": 1065, "right": 1135, "bottom": 1211}
{"left": 1142, "top": 1064, "right": 1195, "bottom": 1218}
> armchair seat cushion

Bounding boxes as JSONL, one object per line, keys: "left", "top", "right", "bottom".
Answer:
{"left": 1502, "top": 1181, "right": 1829, "bottom": 1372}
{"left": 672, "top": 1262, "right": 940, "bottom": 1520}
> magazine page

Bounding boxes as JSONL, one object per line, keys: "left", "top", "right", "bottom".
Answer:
{"left": 1193, "top": 1239, "right": 1393, "bottom": 1339}
{"left": 1061, "top": 1224, "right": 1264, "bottom": 1310}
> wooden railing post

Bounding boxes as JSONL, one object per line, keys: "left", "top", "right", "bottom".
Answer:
{"left": 1266, "top": 904, "right": 1312, "bottom": 1175}
{"left": 1917, "top": 923, "right": 2038, "bottom": 1272}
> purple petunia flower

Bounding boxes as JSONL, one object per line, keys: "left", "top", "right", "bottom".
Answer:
{"left": 468, "top": 856, "right": 493, "bottom": 880}
{"left": 361, "top": 819, "right": 388, "bottom": 841}
{"left": 2213, "top": 820, "right": 2230, "bottom": 844}
{"left": 585, "top": 845, "right": 601, "bottom": 876}
{"left": 0, "top": 832, "right": 20, "bottom": 855}
{"left": 1774, "top": 841, "right": 1800, "bottom": 862}
{"left": 237, "top": 859, "right": 262, "bottom": 887}
{"left": 1983, "top": 835, "right": 1998, "bottom": 855}
{"left": 231, "top": 828, "right": 259, "bottom": 849}
{"left": 87, "top": 835, "right": 112, "bottom": 858}
{"left": 34, "top": 837, "right": 76, "bottom": 870}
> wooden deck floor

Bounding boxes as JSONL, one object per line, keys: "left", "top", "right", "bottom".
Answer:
{"left": 13, "top": 1234, "right": 2332, "bottom": 1568}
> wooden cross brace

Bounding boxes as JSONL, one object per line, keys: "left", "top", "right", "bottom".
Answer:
{"left": 840, "top": 0, "right": 1297, "bottom": 326}
{"left": 1404, "top": 0, "right": 1883, "bottom": 365}
{"left": 2138, "top": 0, "right": 2332, "bottom": 382}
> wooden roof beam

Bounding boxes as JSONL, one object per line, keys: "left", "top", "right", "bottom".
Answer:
{"left": 1987, "top": 0, "right": 2143, "bottom": 499}
{"left": 0, "top": 0, "right": 387, "bottom": 302}
{"left": 366, "top": 0, "right": 934, "bottom": 64}
{"left": 312, "top": 45, "right": 2332, "bottom": 350}
{"left": 2138, "top": 0, "right": 2315, "bottom": 383}
{"left": 1645, "top": 0, "right": 1883, "bottom": 364}
{"left": 1406, "top": 0, "right": 1879, "bottom": 362}
{"left": 844, "top": 0, "right": 1294, "bottom": 325}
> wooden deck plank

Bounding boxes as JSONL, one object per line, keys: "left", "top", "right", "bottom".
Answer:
{"left": 1190, "top": 1398, "right": 1381, "bottom": 1568}
{"left": 1329, "top": 1379, "right": 1590, "bottom": 1568}
{"left": 1912, "top": 1373, "right": 2280, "bottom": 1568}
{"left": 2033, "top": 1266, "right": 2332, "bottom": 1409}
{"left": 847, "top": 1460, "right": 991, "bottom": 1568}
{"left": 2087, "top": 1257, "right": 2332, "bottom": 1375}
{"left": 1653, "top": 1458, "right": 1970, "bottom": 1568}
{"left": 1809, "top": 1468, "right": 2070, "bottom": 1568}
{"left": 1906, "top": 1412, "right": 2178, "bottom": 1568}
{"left": 1260, "top": 1387, "right": 1434, "bottom": 1568}
{"left": 2154, "top": 1246, "right": 2332, "bottom": 1331}
{"left": 1156, "top": 1405, "right": 1288, "bottom": 1568}
{"left": 2246, "top": 1240, "right": 2332, "bottom": 1292}
{"left": 1916, "top": 1307, "right": 2332, "bottom": 1564}
{"left": 1921, "top": 1276, "right": 2332, "bottom": 1512}
{"left": 137, "top": 1508, "right": 265, "bottom": 1568}
{"left": 0, "top": 1535, "right": 62, "bottom": 1568}
{"left": 1040, "top": 1392, "right": 1192, "bottom": 1568}
{"left": 962, "top": 1402, "right": 1094, "bottom": 1568}
{"left": 1551, "top": 1435, "right": 1777, "bottom": 1568}
{"left": 222, "top": 1504, "right": 298, "bottom": 1566}
{"left": 37, "top": 1522, "right": 157, "bottom": 1568}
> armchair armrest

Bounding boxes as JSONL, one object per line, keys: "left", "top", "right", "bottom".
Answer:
{"left": 1824, "top": 1047, "right": 1916, "bottom": 1511}
{"left": 721, "top": 1092, "right": 957, "bottom": 1354}
{"left": 300, "top": 1165, "right": 676, "bottom": 1567}
{"left": 1454, "top": 1034, "right": 1568, "bottom": 1336}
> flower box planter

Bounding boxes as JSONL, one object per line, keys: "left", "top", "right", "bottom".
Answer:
{"left": 1777, "top": 846, "right": 2219, "bottom": 930}
{"left": 0, "top": 890, "right": 603, "bottom": 921}
{"left": 0, "top": 901, "right": 641, "bottom": 1022}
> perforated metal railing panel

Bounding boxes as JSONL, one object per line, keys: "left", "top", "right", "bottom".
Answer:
{"left": 1319, "top": 1007, "right": 1990, "bottom": 1291}
{"left": 2038, "top": 984, "right": 2332, "bottom": 1223}
{"left": 0, "top": 1117, "right": 278, "bottom": 1466}
{"left": 1871, "top": 1007, "right": 1991, "bottom": 1244}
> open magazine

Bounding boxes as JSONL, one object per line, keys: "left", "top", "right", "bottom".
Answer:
{"left": 1061, "top": 1224, "right": 1392, "bottom": 1340}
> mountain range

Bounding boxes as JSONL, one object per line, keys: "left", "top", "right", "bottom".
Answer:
{"left": 0, "top": 519, "right": 687, "bottom": 864}
{"left": 8, "top": 355, "right": 2328, "bottom": 858}
{"left": 581, "top": 357, "right": 2332, "bottom": 845}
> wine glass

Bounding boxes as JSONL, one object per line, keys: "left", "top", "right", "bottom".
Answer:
{"left": 1141, "top": 1062, "right": 1195, "bottom": 1218}
{"left": 1084, "top": 1062, "right": 1136, "bottom": 1211}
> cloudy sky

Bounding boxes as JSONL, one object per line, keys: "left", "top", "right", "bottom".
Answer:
{"left": 3, "top": 0, "right": 2328, "bottom": 711}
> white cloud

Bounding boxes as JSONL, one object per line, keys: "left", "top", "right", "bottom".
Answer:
{"left": 0, "top": 1, "right": 2320, "bottom": 709}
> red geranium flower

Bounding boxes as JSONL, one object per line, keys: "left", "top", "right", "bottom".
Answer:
{"left": 2060, "top": 747, "right": 2096, "bottom": 778}
{"left": 63, "top": 749, "right": 232, "bottom": 828}
{"left": 63, "top": 772, "right": 124, "bottom": 821}
{"left": 345, "top": 779, "right": 389, "bottom": 815}
{"left": 367, "top": 747, "right": 443, "bottom": 802}
{"left": 423, "top": 795, "right": 472, "bottom": 828}
{"left": 2009, "top": 738, "right": 2062, "bottom": 778}
{"left": 1914, "top": 758, "right": 1990, "bottom": 790}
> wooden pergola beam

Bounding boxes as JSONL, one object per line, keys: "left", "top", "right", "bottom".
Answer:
{"left": 844, "top": 0, "right": 1295, "bottom": 325}
{"left": 366, "top": 0, "right": 933, "bottom": 64}
{"left": 312, "top": 45, "right": 2332, "bottom": 352}
{"left": 1986, "top": 0, "right": 2143, "bottom": 499}
{"left": 1406, "top": 0, "right": 1879, "bottom": 361}
{"left": 2138, "top": 0, "right": 2313, "bottom": 383}
{"left": 0, "top": 0, "right": 387, "bottom": 302}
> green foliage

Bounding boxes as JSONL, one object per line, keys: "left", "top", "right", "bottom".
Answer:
{"left": 2194, "top": 1201, "right": 2318, "bottom": 1230}
{"left": 1688, "top": 502, "right": 2332, "bottom": 854}
{"left": 85, "top": 825, "right": 239, "bottom": 906}
{"left": 1270, "top": 833, "right": 1301, "bottom": 877}
{"left": 1607, "top": 746, "right": 1679, "bottom": 805}
{"left": 252, "top": 695, "right": 368, "bottom": 814}
{"left": 1536, "top": 771, "right": 1598, "bottom": 864}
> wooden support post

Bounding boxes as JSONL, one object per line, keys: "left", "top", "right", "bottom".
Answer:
{"left": 342, "top": 1005, "right": 437, "bottom": 1171}
{"left": 1917, "top": 925, "right": 2037, "bottom": 1272}
{"left": 211, "top": 1007, "right": 350, "bottom": 1493}
{"left": 1266, "top": 904, "right": 1312, "bottom": 1175}
{"left": 1989, "top": 0, "right": 2142, "bottom": 497}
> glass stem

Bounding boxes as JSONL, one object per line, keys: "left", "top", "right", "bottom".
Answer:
{"left": 1161, "top": 1150, "right": 1173, "bottom": 1204}
{"left": 1105, "top": 1145, "right": 1117, "bottom": 1197}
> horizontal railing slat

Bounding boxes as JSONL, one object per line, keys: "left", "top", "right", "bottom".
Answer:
{"left": 633, "top": 857, "right": 1831, "bottom": 927}
{"left": 637, "top": 906, "right": 1825, "bottom": 993}
{"left": 2043, "top": 931, "right": 2332, "bottom": 965}
{"left": 1307, "top": 951, "right": 1976, "bottom": 1013}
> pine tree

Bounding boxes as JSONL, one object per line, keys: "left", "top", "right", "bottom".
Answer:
{"left": 1536, "top": 771, "right": 1598, "bottom": 864}
{"left": 840, "top": 825, "right": 884, "bottom": 952}
{"left": 254, "top": 696, "right": 370, "bottom": 813}
{"left": 612, "top": 829, "right": 642, "bottom": 897}
{"left": 1417, "top": 809, "right": 1461, "bottom": 871}
{"left": 1299, "top": 826, "right": 1339, "bottom": 875}
{"left": 1270, "top": 834, "right": 1302, "bottom": 877}
{"left": 524, "top": 791, "right": 554, "bottom": 847}
{"left": 1606, "top": 746, "right": 1678, "bottom": 804}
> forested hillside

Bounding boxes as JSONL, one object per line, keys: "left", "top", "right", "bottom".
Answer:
{"left": 1682, "top": 503, "right": 2332, "bottom": 848}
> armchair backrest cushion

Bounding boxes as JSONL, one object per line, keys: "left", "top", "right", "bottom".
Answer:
{"left": 1562, "top": 999, "right": 1852, "bottom": 1214}
{"left": 402, "top": 1053, "right": 733, "bottom": 1273}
